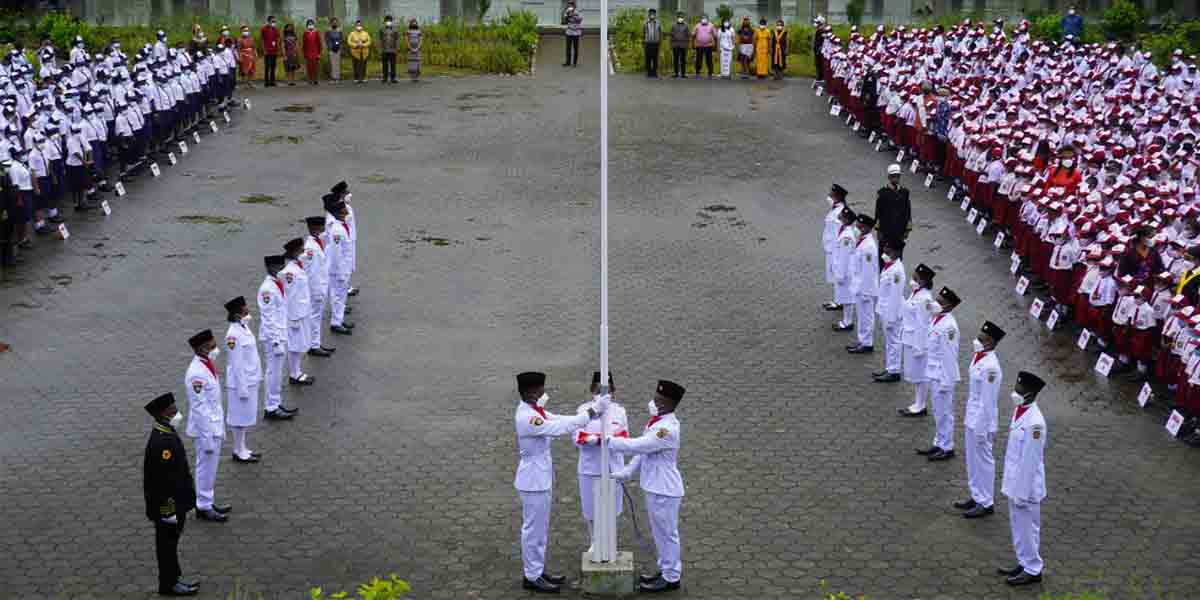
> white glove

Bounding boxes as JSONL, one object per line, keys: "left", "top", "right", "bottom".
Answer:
{"left": 611, "top": 468, "right": 632, "bottom": 481}
{"left": 161, "top": 514, "right": 178, "bottom": 525}
{"left": 593, "top": 394, "right": 610, "bottom": 416}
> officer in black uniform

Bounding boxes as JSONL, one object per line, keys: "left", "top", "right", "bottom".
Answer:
{"left": 143, "top": 393, "right": 200, "bottom": 597}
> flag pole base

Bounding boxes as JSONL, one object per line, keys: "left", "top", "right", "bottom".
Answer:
{"left": 581, "top": 550, "right": 635, "bottom": 597}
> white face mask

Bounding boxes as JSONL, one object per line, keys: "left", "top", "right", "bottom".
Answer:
{"left": 1010, "top": 391, "right": 1025, "bottom": 407}
{"left": 933, "top": 304, "right": 946, "bottom": 315}
{"left": 1062, "top": 159, "right": 1075, "bottom": 169}
{"left": 536, "top": 392, "right": 548, "bottom": 408}
{"left": 881, "top": 253, "right": 892, "bottom": 263}
{"left": 241, "top": 315, "right": 253, "bottom": 325}
{"left": 909, "top": 279, "right": 919, "bottom": 289}
{"left": 169, "top": 412, "right": 184, "bottom": 428}
{"left": 344, "top": 193, "right": 353, "bottom": 203}
{"left": 826, "top": 195, "right": 835, "bottom": 206}
{"left": 647, "top": 399, "right": 659, "bottom": 416}
{"left": 207, "top": 348, "right": 220, "bottom": 359}
{"left": 972, "top": 338, "right": 985, "bottom": 352}
{"left": 677, "top": 18, "right": 684, "bottom": 23}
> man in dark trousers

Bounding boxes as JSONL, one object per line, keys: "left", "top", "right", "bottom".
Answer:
{"left": 143, "top": 393, "right": 199, "bottom": 596}
{"left": 260, "top": 16, "right": 280, "bottom": 87}
{"left": 875, "top": 163, "right": 912, "bottom": 254}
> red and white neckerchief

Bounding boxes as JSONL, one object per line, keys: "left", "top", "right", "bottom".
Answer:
{"left": 273, "top": 276, "right": 285, "bottom": 297}
{"left": 313, "top": 234, "right": 324, "bottom": 251}
{"left": 972, "top": 350, "right": 989, "bottom": 366}
{"left": 1013, "top": 403, "right": 1030, "bottom": 423}
{"left": 200, "top": 356, "right": 217, "bottom": 377}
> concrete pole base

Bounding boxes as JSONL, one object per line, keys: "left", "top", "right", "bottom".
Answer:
{"left": 580, "top": 550, "right": 635, "bottom": 597}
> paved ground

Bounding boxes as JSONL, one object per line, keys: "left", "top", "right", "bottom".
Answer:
{"left": 3, "top": 35, "right": 1200, "bottom": 599}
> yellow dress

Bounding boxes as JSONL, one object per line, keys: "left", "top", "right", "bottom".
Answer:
{"left": 752, "top": 27, "right": 771, "bottom": 76}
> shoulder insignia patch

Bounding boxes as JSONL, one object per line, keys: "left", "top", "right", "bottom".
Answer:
{"left": 894, "top": 275, "right": 900, "bottom": 285}
{"left": 284, "top": 272, "right": 294, "bottom": 284}
{"left": 926, "top": 301, "right": 935, "bottom": 312}
{"left": 656, "top": 428, "right": 668, "bottom": 439}
{"left": 334, "top": 235, "right": 343, "bottom": 243}
{"left": 530, "top": 417, "right": 544, "bottom": 427}
{"left": 162, "top": 449, "right": 172, "bottom": 460}
{"left": 948, "top": 330, "right": 955, "bottom": 341}
{"left": 227, "top": 338, "right": 236, "bottom": 350}
{"left": 1032, "top": 427, "right": 1042, "bottom": 440}
{"left": 305, "top": 250, "right": 314, "bottom": 259}
{"left": 864, "top": 255, "right": 871, "bottom": 262}
{"left": 191, "top": 379, "right": 204, "bottom": 394}
{"left": 261, "top": 292, "right": 270, "bottom": 305}
{"left": 987, "top": 372, "right": 996, "bottom": 383}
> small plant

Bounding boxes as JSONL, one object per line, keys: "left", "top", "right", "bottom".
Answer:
{"left": 1101, "top": 0, "right": 1142, "bottom": 41}
{"left": 310, "top": 574, "right": 411, "bottom": 600}
{"left": 845, "top": 0, "right": 865, "bottom": 26}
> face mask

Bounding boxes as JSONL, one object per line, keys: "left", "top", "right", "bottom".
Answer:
{"left": 701, "top": 18, "right": 708, "bottom": 24}
{"left": 242, "top": 32, "right": 250, "bottom": 37}
{"left": 677, "top": 18, "right": 684, "bottom": 23}
{"left": 386, "top": 21, "right": 393, "bottom": 28}
{"left": 933, "top": 304, "right": 946, "bottom": 315}
{"left": 356, "top": 26, "right": 363, "bottom": 31}
{"left": 1010, "top": 391, "right": 1025, "bottom": 407}
{"left": 241, "top": 315, "right": 253, "bottom": 325}
{"left": 344, "top": 193, "right": 353, "bottom": 203}
{"left": 1062, "top": 160, "right": 1074, "bottom": 169}
{"left": 909, "top": 279, "right": 919, "bottom": 289}
{"left": 307, "top": 25, "right": 314, "bottom": 31}
{"left": 826, "top": 195, "right": 835, "bottom": 206}
{"left": 647, "top": 399, "right": 659, "bottom": 416}
{"left": 881, "top": 253, "right": 892, "bottom": 263}
{"left": 169, "top": 412, "right": 184, "bottom": 428}
{"left": 536, "top": 392, "right": 548, "bottom": 408}
{"left": 207, "top": 347, "right": 220, "bottom": 360}
{"left": 972, "top": 338, "right": 985, "bottom": 352}
{"left": 777, "top": 26, "right": 783, "bottom": 31}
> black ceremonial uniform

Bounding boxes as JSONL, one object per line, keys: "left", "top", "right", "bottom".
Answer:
{"left": 144, "top": 420, "right": 196, "bottom": 593}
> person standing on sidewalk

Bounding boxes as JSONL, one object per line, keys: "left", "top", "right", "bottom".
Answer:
{"left": 282, "top": 23, "right": 300, "bottom": 86}
{"left": 562, "top": 3, "right": 582, "bottom": 67}
{"left": 302, "top": 19, "right": 322, "bottom": 85}
{"left": 769, "top": 19, "right": 788, "bottom": 80}
{"left": 348, "top": 21, "right": 371, "bottom": 84}
{"left": 380, "top": 16, "right": 400, "bottom": 83}
{"left": 692, "top": 15, "right": 715, "bottom": 78}
{"left": 642, "top": 9, "right": 661, "bottom": 78}
{"left": 717, "top": 19, "right": 734, "bottom": 78}
{"left": 670, "top": 13, "right": 689, "bottom": 79}
{"left": 259, "top": 16, "right": 280, "bottom": 87}
{"left": 237, "top": 26, "right": 257, "bottom": 88}
{"left": 142, "top": 393, "right": 199, "bottom": 596}
{"left": 325, "top": 18, "right": 343, "bottom": 83}
{"left": 406, "top": 19, "right": 422, "bottom": 82}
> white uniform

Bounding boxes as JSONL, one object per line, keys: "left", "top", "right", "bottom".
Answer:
{"left": 573, "top": 401, "right": 628, "bottom": 535}
{"left": 257, "top": 275, "right": 288, "bottom": 413}
{"left": 902, "top": 287, "right": 935, "bottom": 412}
{"left": 610, "top": 412, "right": 684, "bottom": 584}
{"left": 833, "top": 224, "right": 858, "bottom": 325}
{"left": 963, "top": 350, "right": 1001, "bottom": 507}
{"left": 184, "top": 355, "right": 224, "bottom": 511}
{"left": 326, "top": 218, "right": 353, "bottom": 328}
{"left": 823, "top": 203, "right": 843, "bottom": 288}
{"left": 924, "top": 312, "right": 960, "bottom": 451}
{"left": 224, "top": 320, "right": 262, "bottom": 459}
{"left": 514, "top": 401, "right": 590, "bottom": 581}
{"left": 1002, "top": 402, "right": 1047, "bottom": 577}
{"left": 280, "top": 258, "right": 312, "bottom": 378}
{"left": 851, "top": 232, "right": 879, "bottom": 348}
{"left": 876, "top": 259, "right": 907, "bottom": 375}
{"left": 303, "top": 235, "right": 330, "bottom": 349}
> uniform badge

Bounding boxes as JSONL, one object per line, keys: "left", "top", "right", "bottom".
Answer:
{"left": 893, "top": 275, "right": 900, "bottom": 285}
{"left": 306, "top": 250, "right": 314, "bottom": 259}
{"left": 864, "top": 255, "right": 870, "bottom": 262}
{"left": 948, "top": 330, "right": 955, "bottom": 341}
{"left": 261, "top": 292, "right": 270, "bottom": 305}
{"left": 530, "top": 417, "right": 544, "bottom": 426}
{"left": 926, "top": 302, "right": 934, "bottom": 312}
{"left": 1032, "top": 426, "right": 1042, "bottom": 440}
{"left": 227, "top": 338, "right": 236, "bottom": 350}
{"left": 161, "top": 449, "right": 172, "bottom": 460}
{"left": 987, "top": 372, "right": 996, "bottom": 383}
{"left": 656, "top": 428, "right": 668, "bottom": 439}
{"left": 285, "top": 272, "right": 294, "bottom": 284}
{"left": 191, "top": 379, "right": 203, "bottom": 394}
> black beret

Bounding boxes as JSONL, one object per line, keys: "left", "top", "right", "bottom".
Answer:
{"left": 144, "top": 392, "right": 175, "bottom": 416}
{"left": 305, "top": 216, "right": 325, "bottom": 228}
{"left": 938, "top": 286, "right": 961, "bottom": 306}
{"left": 188, "top": 329, "right": 214, "bottom": 349}
{"left": 264, "top": 254, "right": 286, "bottom": 270}
{"left": 656, "top": 379, "right": 686, "bottom": 403}
{"left": 839, "top": 207, "right": 856, "bottom": 220}
{"left": 914, "top": 263, "right": 935, "bottom": 280}
{"left": 856, "top": 214, "right": 876, "bottom": 228}
{"left": 831, "top": 183, "right": 848, "bottom": 196}
{"left": 517, "top": 371, "right": 546, "bottom": 392}
{"left": 331, "top": 181, "right": 348, "bottom": 194}
{"left": 224, "top": 295, "right": 246, "bottom": 313}
{"left": 283, "top": 237, "right": 305, "bottom": 254}
{"left": 981, "top": 320, "right": 1005, "bottom": 342}
{"left": 1016, "top": 371, "right": 1046, "bottom": 396}
{"left": 592, "top": 371, "right": 614, "bottom": 387}
{"left": 321, "top": 193, "right": 337, "bottom": 209}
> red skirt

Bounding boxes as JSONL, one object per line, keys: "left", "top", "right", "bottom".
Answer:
{"left": 1112, "top": 324, "right": 1132, "bottom": 357}
{"left": 992, "top": 194, "right": 1009, "bottom": 226}
{"left": 1004, "top": 199, "right": 1021, "bottom": 231}
{"left": 899, "top": 124, "right": 915, "bottom": 149}
{"left": 977, "top": 181, "right": 995, "bottom": 214}
{"left": 1158, "top": 351, "right": 1181, "bottom": 382}
{"left": 944, "top": 146, "right": 958, "bottom": 178}
{"left": 1130, "top": 328, "right": 1158, "bottom": 363}
{"left": 1049, "top": 268, "right": 1074, "bottom": 305}
{"left": 918, "top": 132, "right": 939, "bottom": 164}
{"left": 1091, "top": 305, "right": 1114, "bottom": 340}
{"left": 1034, "top": 241, "right": 1053, "bottom": 281}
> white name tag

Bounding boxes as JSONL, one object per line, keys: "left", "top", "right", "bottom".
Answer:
{"left": 1015, "top": 276, "right": 1029, "bottom": 295}
{"left": 947, "top": 186, "right": 956, "bottom": 201}
{"left": 994, "top": 232, "right": 1005, "bottom": 249}
{"left": 150, "top": 162, "right": 161, "bottom": 177}
{"left": 1029, "top": 298, "right": 1044, "bottom": 318}
{"left": 223, "top": 111, "right": 231, "bottom": 123}
{"left": 101, "top": 199, "right": 111, "bottom": 216}
{"left": 924, "top": 173, "right": 934, "bottom": 188}
{"left": 967, "top": 208, "right": 978, "bottom": 224}
{"left": 976, "top": 219, "right": 987, "bottom": 235}
{"left": 852, "top": 121, "right": 860, "bottom": 132}
{"left": 816, "top": 87, "right": 824, "bottom": 97}
{"left": 830, "top": 104, "right": 841, "bottom": 116}
{"left": 243, "top": 98, "right": 252, "bottom": 110}
{"left": 875, "top": 139, "right": 883, "bottom": 151}
{"left": 193, "top": 131, "right": 201, "bottom": 144}
{"left": 1077, "top": 328, "right": 1092, "bottom": 350}
{"left": 960, "top": 197, "right": 970, "bottom": 211}
{"left": 1094, "top": 352, "right": 1115, "bottom": 377}
{"left": 910, "top": 159, "right": 920, "bottom": 173}
{"left": 178, "top": 141, "right": 188, "bottom": 155}
{"left": 168, "top": 152, "right": 177, "bottom": 165}
{"left": 114, "top": 181, "right": 126, "bottom": 196}
{"left": 1138, "top": 382, "right": 1153, "bottom": 408}
{"left": 868, "top": 131, "right": 876, "bottom": 143}
{"left": 1167, "top": 409, "right": 1185, "bottom": 436}
{"left": 896, "top": 149, "right": 906, "bottom": 163}
{"left": 57, "top": 223, "right": 70, "bottom": 240}
{"left": 209, "top": 120, "right": 219, "bottom": 133}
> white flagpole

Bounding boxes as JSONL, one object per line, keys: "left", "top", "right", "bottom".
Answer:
{"left": 593, "top": 0, "right": 617, "bottom": 564}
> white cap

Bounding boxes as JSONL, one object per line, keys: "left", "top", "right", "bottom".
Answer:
{"left": 887, "top": 164, "right": 902, "bottom": 175}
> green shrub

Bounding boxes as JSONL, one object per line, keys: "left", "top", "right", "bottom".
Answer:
{"left": 1031, "top": 14, "right": 1062, "bottom": 42}
{"left": 846, "top": 0, "right": 865, "bottom": 26}
{"left": 310, "top": 574, "right": 411, "bottom": 600}
{"left": 1102, "top": 0, "right": 1142, "bottom": 41}
{"left": 716, "top": 4, "right": 734, "bottom": 25}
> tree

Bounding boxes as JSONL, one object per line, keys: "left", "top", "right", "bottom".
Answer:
{"left": 845, "top": 0, "right": 864, "bottom": 26}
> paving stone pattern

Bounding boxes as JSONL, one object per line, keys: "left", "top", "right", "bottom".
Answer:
{"left": 1, "top": 36, "right": 1198, "bottom": 599}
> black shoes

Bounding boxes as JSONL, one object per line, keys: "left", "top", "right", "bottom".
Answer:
{"left": 874, "top": 373, "right": 901, "bottom": 382}
{"left": 640, "top": 572, "right": 663, "bottom": 585}
{"left": 289, "top": 374, "right": 315, "bottom": 385}
{"left": 542, "top": 573, "right": 567, "bottom": 585}
{"left": 196, "top": 509, "right": 227, "bottom": 522}
{"left": 928, "top": 448, "right": 956, "bottom": 461}
{"left": 952, "top": 498, "right": 977, "bottom": 510}
{"left": 331, "top": 325, "right": 353, "bottom": 335}
{"left": 307, "top": 348, "right": 332, "bottom": 357}
{"left": 212, "top": 504, "right": 232, "bottom": 514}
{"left": 916, "top": 446, "right": 939, "bottom": 456}
{"left": 898, "top": 408, "right": 928, "bottom": 417}
{"left": 847, "top": 345, "right": 874, "bottom": 354}
{"left": 639, "top": 576, "right": 680, "bottom": 593}
{"left": 347, "top": 287, "right": 359, "bottom": 296}
{"left": 522, "top": 576, "right": 560, "bottom": 593}
{"left": 1006, "top": 571, "right": 1042, "bottom": 586}
{"left": 264, "top": 409, "right": 294, "bottom": 420}
{"left": 963, "top": 504, "right": 994, "bottom": 518}
{"left": 833, "top": 322, "right": 853, "bottom": 331}
{"left": 232, "top": 453, "right": 260, "bottom": 463}
{"left": 159, "top": 582, "right": 198, "bottom": 596}
{"left": 996, "top": 565, "right": 1023, "bottom": 577}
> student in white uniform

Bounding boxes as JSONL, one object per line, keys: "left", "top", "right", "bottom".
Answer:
{"left": 257, "top": 255, "right": 296, "bottom": 420}
{"left": 822, "top": 184, "right": 849, "bottom": 312}
{"left": 183, "top": 330, "right": 231, "bottom": 522}
{"left": 997, "top": 371, "right": 1048, "bottom": 587}
{"left": 573, "top": 371, "right": 627, "bottom": 555}
{"left": 280, "top": 238, "right": 315, "bottom": 385}
{"left": 331, "top": 181, "right": 360, "bottom": 297}
{"left": 611, "top": 380, "right": 686, "bottom": 594}
{"left": 325, "top": 199, "right": 356, "bottom": 336}
{"left": 832, "top": 207, "right": 859, "bottom": 331}
{"left": 302, "top": 216, "right": 335, "bottom": 357}
{"left": 897, "top": 264, "right": 936, "bottom": 416}
{"left": 513, "top": 371, "right": 605, "bottom": 594}
{"left": 873, "top": 239, "right": 907, "bottom": 382}
{"left": 222, "top": 296, "right": 263, "bottom": 464}
{"left": 955, "top": 321, "right": 1004, "bottom": 518}
{"left": 847, "top": 213, "right": 880, "bottom": 354}
{"left": 917, "top": 286, "right": 961, "bottom": 462}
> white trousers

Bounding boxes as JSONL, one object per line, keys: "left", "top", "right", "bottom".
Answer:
{"left": 907, "top": 382, "right": 929, "bottom": 413}
{"left": 902, "top": 346, "right": 928, "bottom": 384}
{"left": 288, "top": 350, "right": 305, "bottom": 379}
{"left": 309, "top": 292, "right": 326, "bottom": 349}
{"left": 578, "top": 474, "right": 623, "bottom": 522}
{"left": 839, "top": 302, "right": 855, "bottom": 327}
{"left": 931, "top": 384, "right": 955, "bottom": 450}
{"left": 964, "top": 426, "right": 995, "bottom": 507}
{"left": 646, "top": 492, "right": 682, "bottom": 583}
{"left": 519, "top": 490, "right": 552, "bottom": 581}
{"left": 192, "top": 434, "right": 223, "bottom": 510}
{"left": 263, "top": 344, "right": 285, "bottom": 412}
{"left": 230, "top": 426, "right": 253, "bottom": 458}
{"left": 1008, "top": 498, "right": 1043, "bottom": 575}
{"left": 883, "top": 321, "right": 902, "bottom": 373}
{"left": 856, "top": 296, "right": 876, "bottom": 347}
{"left": 719, "top": 47, "right": 732, "bottom": 76}
{"left": 330, "top": 276, "right": 350, "bottom": 327}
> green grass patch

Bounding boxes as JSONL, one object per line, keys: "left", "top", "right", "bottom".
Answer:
{"left": 176, "top": 215, "right": 242, "bottom": 225}
{"left": 239, "top": 194, "right": 279, "bottom": 205}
